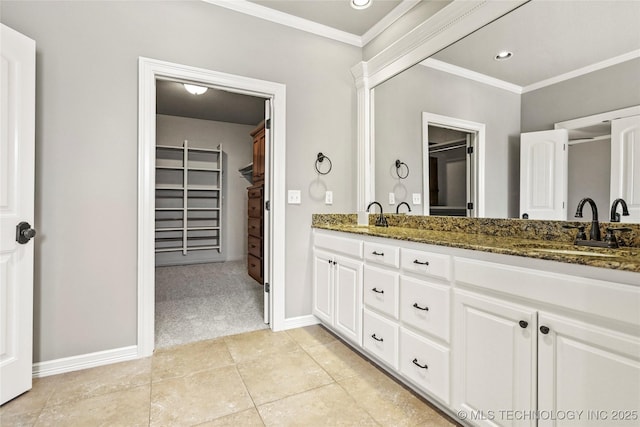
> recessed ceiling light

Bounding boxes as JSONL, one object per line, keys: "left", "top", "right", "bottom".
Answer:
{"left": 494, "top": 51, "right": 513, "bottom": 61}
{"left": 183, "top": 84, "right": 208, "bottom": 95}
{"left": 351, "top": 0, "right": 372, "bottom": 10}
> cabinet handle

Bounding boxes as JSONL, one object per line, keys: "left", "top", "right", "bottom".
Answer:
{"left": 412, "top": 358, "right": 428, "bottom": 369}
{"left": 519, "top": 320, "right": 528, "bottom": 329}
{"left": 372, "top": 251, "right": 384, "bottom": 256}
{"left": 371, "top": 288, "right": 384, "bottom": 294}
{"left": 413, "top": 259, "right": 429, "bottom": 266}
{"left": 412, "top": 303, "right": 429, "bottom": 311}
{"left": 371, "top": 333, "right": 383, "bottom": 342}
{"left": 540, "top": 325, "right": 550, "bottom": 334}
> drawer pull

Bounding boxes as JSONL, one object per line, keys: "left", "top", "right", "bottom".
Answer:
{"left": 412, "top": 358, "right": 428, "bottom": 369}
{"left": 371, "top": 287, "right": 384, "bottom": 294}
{"left": 519, "top": 320, "right": 528, "bottom": 329}
{"left": 540, "top": 325, "right": 550, "bottom": 334}
{"left": 371, "top": 333, "right": 383, "bottom": 342}
{"left": 372, "top": 251, "right": 384, "bottom": 256}
{"left": 413, "top": 259, "right": 429, "bottom": 266}
{"left": 412, "top": 303, "right": 429, "bottom": 311}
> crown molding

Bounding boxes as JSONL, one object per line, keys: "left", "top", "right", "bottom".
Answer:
{"left": 203, "top": 0, "right": 362, "bottom": 47}
{"left": 522, "top": 49, "right": 640, "bottom": 93}
{"left": 361, "top": 0, "right": 422, "bottom": 46}
{"left": 420, "top": 58, "right": 523, "bottom": 94}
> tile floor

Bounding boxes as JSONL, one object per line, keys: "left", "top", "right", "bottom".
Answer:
{"left": 0, "top": 326, "right": 458, "bottom": 427}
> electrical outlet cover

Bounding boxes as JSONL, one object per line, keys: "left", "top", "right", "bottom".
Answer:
{"left": 388, "top": 192, "right": 395, "bottom": 205}
{"left": 325, "top": 191, "right": 333, "bottom": 205}
{"left": 412, "top": 193, "right": 421, "bottom": 205}
{"left": 288, "top": 190, "right": 301, "bottom": 204}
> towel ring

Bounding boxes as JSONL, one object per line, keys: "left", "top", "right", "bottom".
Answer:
{"left": 315, "top": 152, "right": 332, "bottom": 175}
{"left": 395, "top": 159, "right": 409, "bottom": 179}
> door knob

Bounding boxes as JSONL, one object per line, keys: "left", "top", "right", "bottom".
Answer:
{"left": 519, "top": 320, "right": 528, "bottom": 329}
{"left": 16, "top": 221, "right": 36, "bottom": 244}
{"left": 540, "top": 325, "right": 550, "bottom": 334}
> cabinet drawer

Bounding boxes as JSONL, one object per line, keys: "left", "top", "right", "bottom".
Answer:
{"left": 363, "top": 309, "right": 399, "bottom": 369}
{"left": 314, "top": 232, "right": 363, "bottom": 259}
{"left": 248, "top": 236, "right": 262, "bottom": 258}
{"left": 248, "top": 196, "right": 262, "bottom": 218}
{"left": 248, "top": 186, "right": 262, "bottom": 199}
{"left": 363, "top": 265, "right": 399, "bottom": 319}
{"left": 248, "top": 217, "right": 262, "bottom": 237}
{"left": 400, "top": 329, "right": 450, "bottom": 404}
{"left": 248, "top": 254, "right": 262, "bottom": 283}
{"left": 364, "top": 242, "right": 399, "bottom": 268}
{"left": 400, "top": 276, "right": 450, "bottom": 342}
{"left": 401, "top": 248, "right": 450, "bottom": 281}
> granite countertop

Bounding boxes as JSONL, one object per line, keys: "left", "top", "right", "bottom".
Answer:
{"left": 312, "top": 215, "right": 640, "bottom": 273}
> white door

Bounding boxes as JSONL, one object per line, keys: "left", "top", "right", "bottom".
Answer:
{"left": 311, "top": 249, "right": 333, "bottom": 324}
{"left": 333, "top": 255, "right": 362, "bottom": 346}
{"left": 453, "top": 290, "right": 537, "bottom": 427}
{"left": 538, "top": 313, "right": 640, "bottom": 427}
{"left": 610, "top": 115, "right": 640, "bottom": 222}
{"left": 263, "top": 98, "right": 271, "bottom": 324}
{"left": 520, "top": 129, "right": 568, "bottom": 220}
{"left": 0, "top": 24, "right": 36, "bottom": 405}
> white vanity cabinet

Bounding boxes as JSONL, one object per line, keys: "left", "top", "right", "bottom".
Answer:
{"left": 312, "top": 232, "right": 364, "bottom": 346}
{"left": 312, "top": 228, "right": 640, "bottom": 426}
{"left": 453, "top": 257, "right": 640, "bottom": 427}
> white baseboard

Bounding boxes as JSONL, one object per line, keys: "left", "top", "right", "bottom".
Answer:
{"left": 32, "top": 345, "right": 139, "bottom": 378}
{"left": 280, "top": 314, "right": 320, "bottom": 330}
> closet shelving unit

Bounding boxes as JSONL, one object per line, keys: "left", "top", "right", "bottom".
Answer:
{"left": 155, "top": 141, "right": 223, "bottom": 261}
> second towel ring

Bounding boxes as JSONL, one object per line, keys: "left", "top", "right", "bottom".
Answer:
{"left": 315, "top": 152, "right": 332, "bottom": 175}
{"left": 395, "top": 159, "right": 409, "bottom": 179}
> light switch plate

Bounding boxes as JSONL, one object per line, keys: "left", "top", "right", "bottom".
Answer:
{"left": 412, "top": 193, "right": 421, "bottom": 205}
{"left": 388, "top": 192, "right": 395, "bottom": 205}
{"left": 325, "top": 191, "right": 333, "bottom": 205}
{"left": 288, "top": 190, "right": 301, "bottom": 204}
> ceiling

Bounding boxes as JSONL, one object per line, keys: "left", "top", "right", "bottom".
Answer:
{"left": 432, "top": 0, "right": 640, "bottom": 88}
{"left": 156, "top": 80, "right": 265, "bottom": 125}
{"left": 249, "top": 0, "right": 403, "bottom": 36}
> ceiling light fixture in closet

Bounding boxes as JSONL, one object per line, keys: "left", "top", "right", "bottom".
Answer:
{"left": 183, "top": 84, "right": 208, "bottom": 95}
{"left": 494, "top": 50, "right": 513, "bottom": 61}
{"left": 351, "top": 0, "right": 372, "bottom": 10}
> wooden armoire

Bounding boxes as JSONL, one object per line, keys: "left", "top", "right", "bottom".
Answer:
{"left": 247, "top": 121, "right": 265, "bottom": 284}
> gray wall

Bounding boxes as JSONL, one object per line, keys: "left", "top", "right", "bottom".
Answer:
{"left": 156, "top": 114, "right": 254, "bottom": 263}
{"left": 521, "top": 58, "right": 640, "bottom": 132}
{"left": 1, "top": 1, "right": 360, "bottom": 363}
{"left": 568, "top": 140, "right": 611, "bottom": 220}
{"left": 374, "top": 64, "right": 521, "bottom": 218}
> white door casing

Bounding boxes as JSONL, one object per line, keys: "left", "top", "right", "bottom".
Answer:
{"left": 520, "top": 129, "right": 568, "bottom": 220}
{"left": 263, "top": 98, "right": 271, "bottom": 325}
{"left": 0, "top": 24, "right": 36, "bottom": 405}
{"left": 137, "top": 58, "right": 286, "bottom": 357}
{"left": 610, "top": 115, "right": 640, "bottom": 222}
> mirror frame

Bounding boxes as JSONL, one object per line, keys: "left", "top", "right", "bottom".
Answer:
{"left": 351, "top": 0, "right": 528, "bottom": 212}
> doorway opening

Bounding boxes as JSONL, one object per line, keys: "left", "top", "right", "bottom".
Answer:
{"left": 153, "top": 80, "right": 269, "bottom": 349}
{"left": 138, "top": 58, "right": 286, "bottom": 357}
{"left": 422, "top": 112, "right": 485, "bottom": 217}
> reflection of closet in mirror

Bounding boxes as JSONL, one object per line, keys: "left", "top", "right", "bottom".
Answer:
{"left": 428, "top": 126, "right": 471, "bottom": 216}
{"left": 422, "top": 112, "right": 482, "bottom": 218}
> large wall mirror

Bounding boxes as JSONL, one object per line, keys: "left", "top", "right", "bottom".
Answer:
{"left": 371, "top": 0, "right": 640, "bottom": 222}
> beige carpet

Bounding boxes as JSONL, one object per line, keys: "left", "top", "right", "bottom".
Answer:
{"left": 155, "top": 260, "right": 267, "bottom": 349}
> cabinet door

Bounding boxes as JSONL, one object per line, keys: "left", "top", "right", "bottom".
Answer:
{"left": 334, "top": 255, "right": 363, "bottom": 346}
{"left": 312, "top": 250, "right": 333, "bottom": 324}
{"left": 538, "top": 313, "right": 640, "bottom": 427}
{"left": 453, "top": 290, "right": 537, "bottom": 427}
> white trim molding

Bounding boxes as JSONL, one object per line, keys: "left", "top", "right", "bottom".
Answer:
{"left": 203, "top": 0, "right": 420, "bottom": 48}
{"left": 33, "top": 346, "right": 138, "bottom": 378}
{"left": 282, "top": 315, "right": 321, "bottom": 330}
{"left": 420, "top": 58, "right": 523, "bottom": 94}
{"left": 137, "top": 57, "right": 287, "bottom": 357}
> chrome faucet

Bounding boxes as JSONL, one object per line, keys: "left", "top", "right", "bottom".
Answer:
{"left": 396, "top": 202, "right": 411, "bottom": 214}
{"left": 574, "top": 197, "right": 601, "bottom": 241}
{"left": 366, "top": 201, "right": 388, "bottom": 227}
{"left": 610, "top": 198, "right": 630, "bottom": 222}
